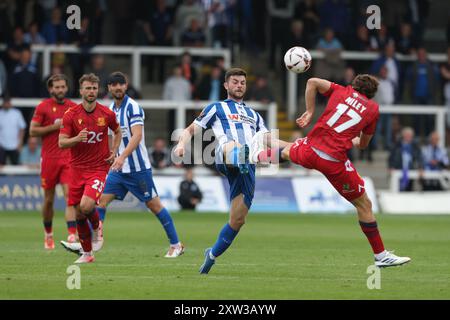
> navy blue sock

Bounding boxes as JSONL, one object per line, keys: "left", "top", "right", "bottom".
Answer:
{"left": 156, "top": 208, "right": 179, "bottom": 245}
{"left": 211, "top": 223, "right": 239, "bottom": 258}
{"left": 97, "top": 207, "right": 106, "bottom": 222}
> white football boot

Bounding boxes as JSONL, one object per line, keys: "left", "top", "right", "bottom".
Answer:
{"left": 60, "top": 240, "right": 83, "bottom": 256}
{"left": 164, "top": 243, "right": 185, "bottom": 258}
{"left": 74, "top": 252, "right": 95, "bottom": 264}
{"left": 375, "top": 251, "right": 411, "bottom": 268}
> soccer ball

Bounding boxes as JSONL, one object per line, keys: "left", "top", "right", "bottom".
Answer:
{"left": 284, "top": 46, "right": 312, "bottom": 74}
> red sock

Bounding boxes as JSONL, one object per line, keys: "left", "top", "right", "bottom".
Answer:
{"left": 87, "top": 209, "right": 100, "bottom": 230}
{"left": 76, "top": 218, "right": 92, "bottom": 252}
{"left": 43, "top": 221, "right": 52, "bottom": 234}
{"left": 359, "top": 221, "right": 385, "bottom": 254}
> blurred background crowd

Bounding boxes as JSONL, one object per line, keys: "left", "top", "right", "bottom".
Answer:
{"left": 0, "top": 0, "right": 449, "bottom": 190}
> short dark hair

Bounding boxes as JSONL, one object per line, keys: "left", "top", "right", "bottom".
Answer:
{"left": 79, "top": 73, "right": 100, "bottom": 86}
{"left": 351, "top": 74, "right": 379, "bottom": 99}
{"left": 225, "top": 68, "right": 247, "bottom": 82}
{"left": 107, "top": 71, "right": 128, "bottom": 85}
{"left": 47, "top": 74, "right": 69, "bottom": 88}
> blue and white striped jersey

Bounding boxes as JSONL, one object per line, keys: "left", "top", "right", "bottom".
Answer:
{"left": 194, "top": 98, "right": 269, "bottom": 148}
{"left": 109, "top": 95, "right": 151, "bottom": 173}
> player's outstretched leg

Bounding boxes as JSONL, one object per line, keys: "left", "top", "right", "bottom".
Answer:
{"left": 200, "top": 194, "right": 247, "bottom": 274}
{"left": 352, "top": 193, "right": 411, "bottom": 268}
{"left": 147, "top": 197, "right": 184, "bottom": 258}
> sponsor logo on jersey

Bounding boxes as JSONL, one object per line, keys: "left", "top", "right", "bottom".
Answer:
{"left": 227, "top": 114, "right": 239, "bottom": 121}
{"left": 97, "top": 117, "right": 106, "bottom": 126}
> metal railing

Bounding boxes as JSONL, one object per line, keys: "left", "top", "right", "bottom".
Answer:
{"left": 389, "top": 169, "right": 450, "bottom": 192}
{"left": 0, "top": 98, "right": 277, "bottom": 132}
{"left": 0, "top": 44, "right": 231, "bottom": 91}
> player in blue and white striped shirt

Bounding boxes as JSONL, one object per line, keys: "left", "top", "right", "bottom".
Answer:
{"left": 62, "top": 72, "right": 184, "bottom": 258}
{"left": 174, "top": 68, "right": 272, "bottom": 273}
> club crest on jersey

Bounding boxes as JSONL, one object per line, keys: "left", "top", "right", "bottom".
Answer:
{"left": 342, "top": 183, "right": 355, "bottom": 193}
{"left": 78, "top": 119, "right": 83, "bottom": 125}
{"left": 52, "top": 107, "right": 57, "bottom": 112}
{"left": 97, "top": 117, "right": 106, "bottom": 126}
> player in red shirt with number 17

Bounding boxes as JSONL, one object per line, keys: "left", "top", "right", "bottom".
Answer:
{"left": 59, "top": 73, "right": 122, "bottom": 264}
{"left": 30, "top": 74, "right": 78, "bottom": 250}
{"left": 252, "top": 75, "right": 411, "bottom": 268}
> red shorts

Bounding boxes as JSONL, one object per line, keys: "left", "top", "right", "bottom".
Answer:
{"left": 67, "top": 169, "right": 107, "bottom": 206}
{"left": 40, "top": 157, "right": 71, "bottom": 189}
{"left": 289, "top": 139, "right": 365, "bottom": 201}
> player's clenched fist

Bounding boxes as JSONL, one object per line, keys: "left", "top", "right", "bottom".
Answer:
{"left": 173, "top": 144, "right": 185, "bottom": 157}
{"left": 77, "top": 128, "right": 88, "bottom": 142}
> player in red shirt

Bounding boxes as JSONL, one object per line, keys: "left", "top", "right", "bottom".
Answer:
{"left": 252, "top": 75, "right": 411, "bottom": 268}
{"left": 29, "top": 74, "right": 78, "bottom": 250}
{"left": 59, "top": 73, "right": 122, "bottom": 264}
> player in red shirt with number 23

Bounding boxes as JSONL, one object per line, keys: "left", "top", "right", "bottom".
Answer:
{"left": 59, "top": 73, "right": 122, "bottom": 264}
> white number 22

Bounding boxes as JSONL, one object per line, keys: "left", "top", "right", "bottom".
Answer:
{"left": 326, "top": 103, "right": 362, "bottom": 133}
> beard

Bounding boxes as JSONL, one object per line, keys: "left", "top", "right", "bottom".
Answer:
{"left": 84, "top": 95, "right": 97, "bottom": 103}
{"left": 112, "top": 90, "right": 125, "bottom": 100}
{"left": 52, "top": 92, "right": 66, "bottom": 103}
{"left": 228, "top": 89, "right": 245, "bottom": 100}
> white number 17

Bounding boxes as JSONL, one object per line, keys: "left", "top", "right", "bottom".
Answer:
{"left": 326, "top": 103, "right": 362, "bottom": 133}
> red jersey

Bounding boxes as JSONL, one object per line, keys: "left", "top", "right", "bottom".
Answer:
{"left": 31, "top": 98, "right": 77, "bottom": 159}
{"left": 60, "top": 102, "right": 119, "bottom": 172}
{"left": 307, "top": 83, "right": 379, "bottom": 161}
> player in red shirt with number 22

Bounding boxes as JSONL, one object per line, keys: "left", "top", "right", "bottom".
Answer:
{"left": 59, "top": 73, "right": 122, "bottom": 264}
{"left": 253, "top": 75, "right": 411, "bottom": 268}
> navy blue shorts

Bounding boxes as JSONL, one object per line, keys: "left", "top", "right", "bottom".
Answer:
{"left": 103, "top": 169, "right": 158, "bottom": 202}
{"left": 215, "top": 163, "right": 256, "bottom": 209}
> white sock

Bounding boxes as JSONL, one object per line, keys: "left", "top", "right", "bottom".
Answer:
{"left": 375, "top": 250, "right": 387, "bottom": 260}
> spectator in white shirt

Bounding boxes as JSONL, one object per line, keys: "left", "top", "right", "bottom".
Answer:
{"left": 163, "top": 65, "right": 192, "bottom": 101}
{"left": 374, "top": 65, "right": 396, "bottom": 150}
{"left": 0, "top": 97, "right": 26, "bottom": 165}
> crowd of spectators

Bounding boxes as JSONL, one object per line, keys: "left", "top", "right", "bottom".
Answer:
{"left": 1, "top": 0, "right": 449, "bottom": 172}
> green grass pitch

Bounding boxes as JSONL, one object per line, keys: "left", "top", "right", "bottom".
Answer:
{"left": 1, "top": 211, "right": 449, "bottom": 299}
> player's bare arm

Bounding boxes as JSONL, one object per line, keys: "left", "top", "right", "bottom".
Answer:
{"left": 107, "top": 126, "right": 122, "bottom": 165}
{"left": 58, "top": 128, "right": 88, "bottom": 148}
{"left": 297, "top": 78, "right": 332, "bottom": 128}
{"left": 29, "top": 120, "right": 62, "bottom": 137}
{"left": 174, "top": 122, "right": 202, "bottom": 157}
{"left": 110, "top": 125, "right": 140, "bottom": 171}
